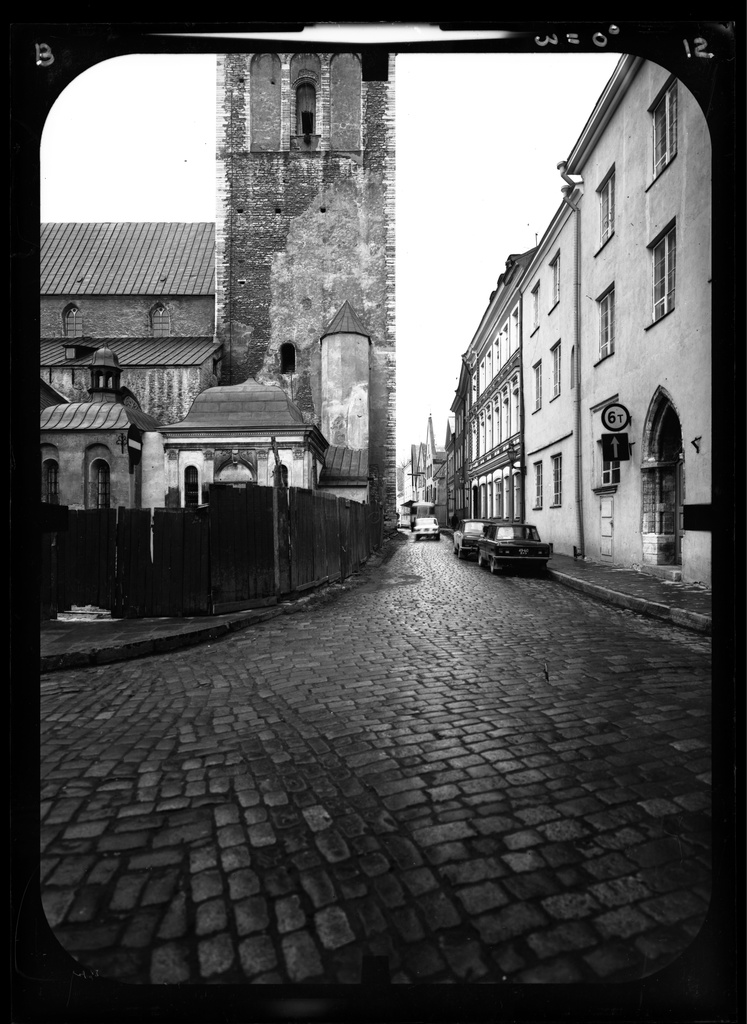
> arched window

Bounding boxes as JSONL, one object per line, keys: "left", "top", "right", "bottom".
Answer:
{"left": 94, "top": 461, "right": 110, "bottom": 509}
{"left": 41, "top": 459, "right": 59, "bottom": 504}
{"left": 63, "top": 305, "right": 82, "bottom": 338}
{"left": 296, "top": 82, "right": 316, "bottom": 136}
{"left": 274, "top": 463, "right": 289, "bottom": 488}
{"left": 280, "top": 342, "right": 296, "bottom": 374}
{"left": 184, "top": 466, "right": 199, "bottom": 508}
{"left": 151, "top": 303, "right": 170, "bottom": 337}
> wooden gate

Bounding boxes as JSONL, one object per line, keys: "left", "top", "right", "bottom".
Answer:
{"left": 209, "top": 485, "right": 276, "bottom": 613}
{"left": 57, "top": 508, "right": 116, "bottom": 611}
{"left": 151, "top": 507, "right": 210, "bottom": 616}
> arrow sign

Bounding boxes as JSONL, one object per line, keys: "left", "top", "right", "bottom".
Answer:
{"left": 127, "top": 424, "right": 143, "bottom": 471}
{"left": 601, "top": 433, "right": 630, "bottom": 461}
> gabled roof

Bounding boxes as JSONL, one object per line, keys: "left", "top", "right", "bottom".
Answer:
{"left": 321, "top": 301, "right": 370, "bottom": 340}
{"left": 40, "top": 223, "right": 215, "bottom": 296}
{"left": 319, "top": 445, "right": 369, "bottom": 487}
{"left": 40, "top": 338, "right": 220, "bottom": 368}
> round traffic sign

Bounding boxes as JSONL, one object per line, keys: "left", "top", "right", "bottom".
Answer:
{"left": 601, "top": 403, "right": 631, "bottom": 432}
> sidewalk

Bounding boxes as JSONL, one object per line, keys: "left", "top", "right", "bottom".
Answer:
{"left": 39, "top": 536, "right": 711, "bottom": 674}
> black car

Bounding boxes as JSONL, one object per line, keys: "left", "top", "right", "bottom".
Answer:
{"left": 477, "top": 522, "right": 551, "bottom": 574}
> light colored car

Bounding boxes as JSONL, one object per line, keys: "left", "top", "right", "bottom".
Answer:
{"left": 453, "top": 518, "right": 493, "bottom": 560}
{"left": 477, "top": 522, "right": 551, "bottom": 574}
{"left": 414, "top": 516, "right": 440, "bottom": 541}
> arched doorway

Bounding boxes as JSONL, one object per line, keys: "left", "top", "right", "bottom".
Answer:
{"left": 641, "top": 389, "right": 684, "bottom": 567}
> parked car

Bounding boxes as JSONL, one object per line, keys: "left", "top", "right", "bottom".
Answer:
{"left": 414, "top": 516, "right": 440, "bottom": 541}
{"left": 453, "top": 518, "right": 493, "bottom": 560}
{"left": 477, "top": 522, "right": 551, "bottom": 575}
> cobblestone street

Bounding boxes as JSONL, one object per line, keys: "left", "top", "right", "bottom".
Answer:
{"left": 38, "top": 532, "right": 713, "bottom": 989}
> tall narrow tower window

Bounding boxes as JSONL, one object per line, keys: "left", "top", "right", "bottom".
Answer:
{"left": 184, "top": 466, "right": 199, "bottom": 507}
{"left": 63, "top": 305, "right": 82, "bottom": 338}
{"left": 280, "top": 343, "right": 296, "bottom": 373}
{"left": 151, "top": 303, "right": 170, "bottom": 337}
{"left": 296, "top": 83, "right": 316, "bottom": 136}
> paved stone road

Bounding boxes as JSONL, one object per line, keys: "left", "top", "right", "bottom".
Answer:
{"left": 39, "top": 533, "right": 712, "bottom": 986}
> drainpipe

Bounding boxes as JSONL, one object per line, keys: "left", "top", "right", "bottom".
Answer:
{"left": 557, "top": 161, "right": 585, "bottom": 558}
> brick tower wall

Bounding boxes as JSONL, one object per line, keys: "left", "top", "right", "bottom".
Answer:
{"left": 215, "top": 52, "right": 396, "bottom": 521}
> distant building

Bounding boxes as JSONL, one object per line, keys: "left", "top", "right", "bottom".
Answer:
{"left": 463, "top": 249, "right": 536, "bottom": 522}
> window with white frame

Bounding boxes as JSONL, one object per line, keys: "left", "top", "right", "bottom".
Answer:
{"left": 511, "top": 382, "right": 520, "bottom": 435}
{"left": 534, "top": 462, "right": 543, "bottom": 508}
{"left": 502, "top": 392, "right": 510, "bottom": 438}
{"left": 551, "top": 342, "right": 561, "bottom": 398}
{"left": 494, "top": 478, "right": 503, "bottom": 519}
{"left": 513, "top": 472, "right": 521, "bottom": 521}
{"left": 652, "top": 225, "right": 676, "bottom": 321}
{"left": 551, "top": 454, "right": 562, "bottom": 506}
{"left": 550, "top": 253, "right": 560, "bottom": 307}
{"left": 533, "top": 362, "right": 542, "bottom": 411}
{"left": 493, "top": 334, "right": 500, "bottom": 371}
{"left": 570, "top": 345, "right": 576, "bottom": 389}
{"left": 493, "top": 402, "right": 501, "bottom": 445}
{"left": 602, "top": 458, "right": 620, "bottom": 485}
{"left": 599, "top": 170, "right": 615, "bottom": 245}
{"left": 486, "top": 402, "right": 493, "bottom": 451}
{"left": 512, "top": 309, "right": 519, "bottom": 351}
{"left": 480, "top": 358, "right": 486, "bottom": 394}
{"left": 531, "top": 284, "right": 540, "bottom": 331}
{"left": 599, "top": 287, "right": 615, "bottom": 357}
{"left": 653, "top": 80, "right": 677, "bottom": 177}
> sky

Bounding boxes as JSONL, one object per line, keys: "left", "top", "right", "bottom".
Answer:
{"left": 39, "top": 32, "right": 621, "bottom": 466}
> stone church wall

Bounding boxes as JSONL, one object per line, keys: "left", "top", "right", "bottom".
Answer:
{"left": 40, "top": 295, "right": 215, "bottom": 338}
{"left": 215, "top": 51, "right": 396, "bottom": 519}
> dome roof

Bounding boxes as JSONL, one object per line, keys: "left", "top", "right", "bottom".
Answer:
{"left": 90, "top": 345, "right": 121, "bottom": 368}
{"left": 174, "top": 378, "right": 305, "bottom": 429}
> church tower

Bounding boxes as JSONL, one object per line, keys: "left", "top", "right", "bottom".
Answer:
{"left": 215, "top": 50, "right": 396, "bottom": 520}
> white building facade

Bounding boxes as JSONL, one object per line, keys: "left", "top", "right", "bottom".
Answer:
{"left": 565, "top": 56, "right": 711, "bottom": 585}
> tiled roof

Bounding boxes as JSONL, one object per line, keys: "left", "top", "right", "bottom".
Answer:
{"left": 40, "top": 223, "right": 215, "bottom": 296}
{"left": 168, "top": 378, "right": 305, "bottom": 430}
{"left": 40, "top": 338, "right": 220, "bottom": 367}
{"left": 40, "top": 379, "right": 68, "bottom": 410}
{"left": 321, "top": 301, "right": 370, "bottom": 340}
{"left": 319, "top": 445, "right": 369, "bottom": 486}
{"left": 40, "top": 401, "right": 162, "bottom": 431}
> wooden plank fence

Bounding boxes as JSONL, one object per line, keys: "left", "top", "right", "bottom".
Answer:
{"left": 41, "top": 485, "right": 381, "bottom": 620}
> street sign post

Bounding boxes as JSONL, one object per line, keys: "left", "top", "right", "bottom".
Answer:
{"left": 601, "top": 403, "right": 631, "bottom": 432}
{"left": 601, "top": 433, "right": 630, "bottom": 461}
{"left": 127, "top": 424, "right": 142, "bottom": 473}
